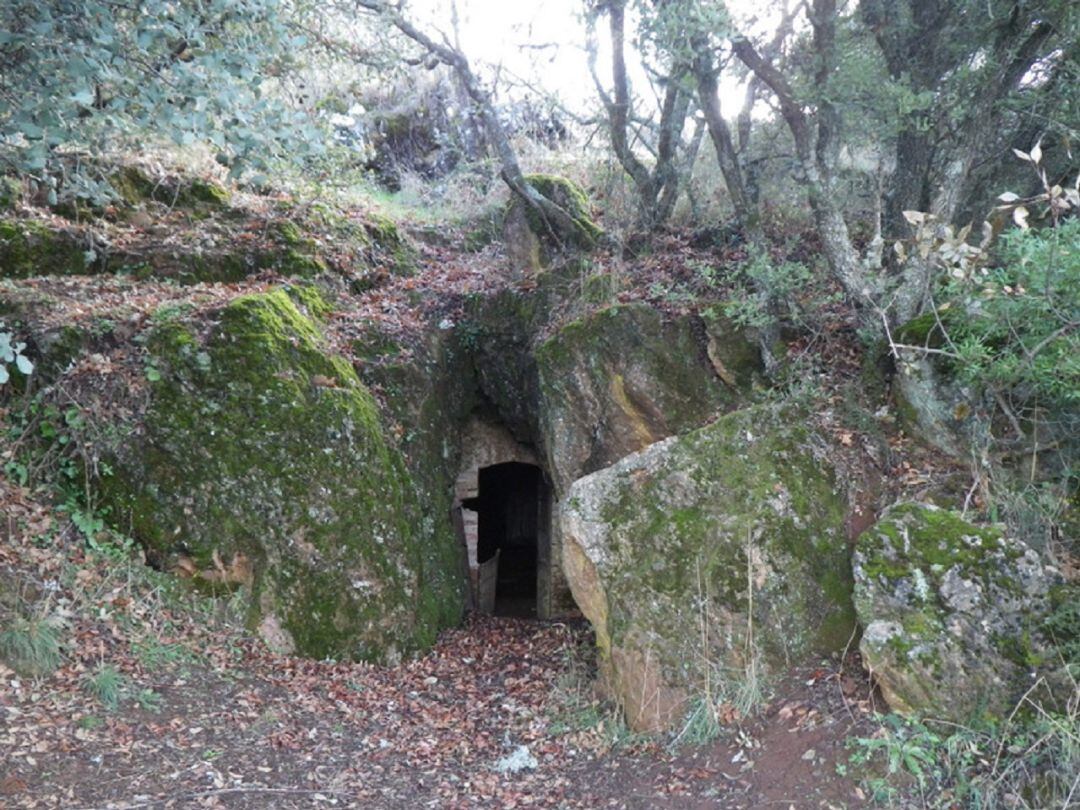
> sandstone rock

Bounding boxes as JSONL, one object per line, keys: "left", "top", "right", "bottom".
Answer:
{"left": 537, "top": 303, "right": 760, "bottom": 495}
{"left": 854, "top": 503, "right": 1060, "bottom": 722}
{"left": 560, "top": 404, "right": 853, "bottom": 732}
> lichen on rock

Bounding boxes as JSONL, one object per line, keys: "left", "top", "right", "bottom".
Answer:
{"left": 560, "top": 403, "right": 853, "bottom": 732}
{"left": 853, "top": 503, "right": 1062, "bottom": 722}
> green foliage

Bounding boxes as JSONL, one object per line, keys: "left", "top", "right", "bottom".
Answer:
{"left": 84, "top": 664, "right": 126, "bottom": 710}
{"left": 670, "top": 695, "right": 723, "bottom": 748}
{"left": 0, "top": 323, "right": 33, "bottom": 384}
{"left": 0, "top": 0, "right": 323, "bottom": 199}
{"left": 133, "top": 638, "right": 200, "bottom": 671}
{"left": 714, "top": 248, "right": 812, "bottom": 330}
{"left": 1043, "top": 584, "right": 1080, "bottom": 671}
{"left": 850, "top": 700, "right": 1080, "bottom": 809}
{"left": 0, "top": 608, "right": 65, "bottom": 677}
{"left": 133, "top": 687, "right": 164, "bottom": 713}
{"left": 635, "top": 0, "right": 732, "bottom": 68}
{"left": 946, "top": 220, "right": 1079, "bottom": 418}
{"left": 851, "top": 714, "right": 940, "bottom": 797}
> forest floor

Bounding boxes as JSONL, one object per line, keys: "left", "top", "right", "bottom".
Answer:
{"left": 0, "top": 470, "right": 886, "bottom": 810}
{"left": 0, "top": 487, "right": 880, "bottom": 810}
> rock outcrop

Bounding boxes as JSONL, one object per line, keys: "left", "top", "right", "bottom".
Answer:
{"left": 99, "top": 289, "right": 465, "bottom": 662}
{"left": 560, "top": 404, "right": 854, "bottom": 732}
{"left": 503, "top": 175, "right": 601, "bottom": 276}
{"left": 537, "top": 303, "right": 759, "bottom": 494}
{"left": 854, "top": 503, "right": 1061, "bottom": 722}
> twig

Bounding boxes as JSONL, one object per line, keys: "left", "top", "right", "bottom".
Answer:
{"left": 837, "top": 621, "right": 860, "bottom": 723}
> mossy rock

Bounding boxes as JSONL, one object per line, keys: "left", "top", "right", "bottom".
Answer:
{"left": 537, "top": 303, "right": 759, "bottom": 494}
{"left": 181, "top": 178, "right": 231, "bottom": 208}
{"left": 364, "top": 213, "right": 417, "bottom": 276}
{"left": 352, "top": 322, "right": 479, "bottom": 627}
{"left": 461, "top": 285, "right": 558, "bottom": 445}
{"left": 854, "top": 503, "right": 1063, "bottom": 723}
{"left": 98, "top": 289, "right": 464, "bottom": 662}
{"left": 109, "top": 165, "right": 230, "bottom": 210}
{"left": 522, "top": 174, "right": 602, "bottom": 249}
{"left": 503, "top": 175, "right": 601, "bottom": 274}
{"left": 0, "top": 177, "right": 22, "bottom": 211}
{"left": 0, "top": 220, "right": 89, "bottom": 278}
{"left": 561, "top": 403, "right": 854, "bottom": 732}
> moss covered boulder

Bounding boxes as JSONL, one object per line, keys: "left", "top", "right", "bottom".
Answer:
{"left": 503, "top": 174, "right": 601, "bottom": 275}
{"left": 101, "top": 289, "right": 464, "bottom": 662}
{"left": 351, "top": 320, "right": 478, "bottom": 624}
{"left": 854, "top": 503, "right": 1060, "bottom": 722}
{"left": 108, "top": 164, "right": 231, "bottom": 210}
{"left": 537, "top": 304, "right": 759, "bottom": 494}
{"left": 560, "top": 404, "right": 854, "bottom": 732}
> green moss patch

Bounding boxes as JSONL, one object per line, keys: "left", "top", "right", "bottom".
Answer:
{"left": 523, "top": 174, "right": 602, "bottom": 249}
{"left": 0, "top": 220, "right": 89, "bottom": 278}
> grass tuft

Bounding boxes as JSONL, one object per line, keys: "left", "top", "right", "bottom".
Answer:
{"left": 0, "top": 609, "right": 65, "bottom": 677}
{"left": 85, "top": 664, "right": 127, "bottom": 710}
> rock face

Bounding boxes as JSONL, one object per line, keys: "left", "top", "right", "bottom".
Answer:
{"left": 537, "top": 303, "right": 759, "bottom": 495}
{"left": 560, "top": 404, "right": 854, "bottom": 732}
{"left": 101, "top": 289, "right": 464, "bottom": 662}
{"left": 854, "top": 503, "right": 1058, "bottom": 722}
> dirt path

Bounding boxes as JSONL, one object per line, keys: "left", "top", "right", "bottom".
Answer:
{"left": 1, "top": 612, "right": 875, "bottom": 809}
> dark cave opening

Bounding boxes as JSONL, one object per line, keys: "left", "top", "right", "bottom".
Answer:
{"left": 465, "top": 461, "right": 544, "bottom": 618}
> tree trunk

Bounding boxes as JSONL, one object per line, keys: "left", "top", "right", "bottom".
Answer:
{"left": 357, "top": 0, "right": 597, "bottom": 248}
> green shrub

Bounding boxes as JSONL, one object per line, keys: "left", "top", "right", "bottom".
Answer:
{"left": 850, "top": 693, "right": 1080, "bottom": 809}
{"left": 85, "top": 664, "right": 127, "bottom": 710}
{"left": 0, "top": 611, "right": 65, "bottom": 677}
{"left": 947, "top": 219, "right": 1079, "bottom": 420}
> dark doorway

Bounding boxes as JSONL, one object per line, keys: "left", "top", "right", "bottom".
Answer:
{"left": 469, "top": 462, "right": 543, "bottom": 617}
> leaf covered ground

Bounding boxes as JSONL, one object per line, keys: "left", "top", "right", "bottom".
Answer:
{"left": 0, "top": 472, "right": 885, "bottom": 809}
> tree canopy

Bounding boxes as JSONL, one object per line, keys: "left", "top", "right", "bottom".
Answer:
{"left": 0, "top": 0, "right": 319, "bottom": 200}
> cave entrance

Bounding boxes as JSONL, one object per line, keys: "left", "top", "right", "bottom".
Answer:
{"left": 461, "top": 462, "right": 550, "bottom": 618}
